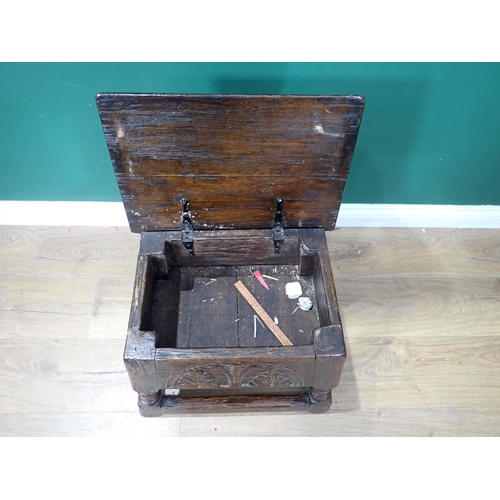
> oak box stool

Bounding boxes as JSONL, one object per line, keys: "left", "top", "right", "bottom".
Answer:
{"left": 96, "top": 93, "right": 365, "bottom": 416}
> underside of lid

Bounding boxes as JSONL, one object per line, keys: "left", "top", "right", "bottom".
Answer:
{"left": 96, "top": 94, "right": 365, "bottom": 233}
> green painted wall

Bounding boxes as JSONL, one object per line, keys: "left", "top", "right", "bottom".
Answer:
{"left": 1, "top": 63, "right": 499, "bottom": 204}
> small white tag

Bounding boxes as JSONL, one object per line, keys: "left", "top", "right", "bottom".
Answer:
{"left": 164, "top": 388, "right": 180, "bottom": 396}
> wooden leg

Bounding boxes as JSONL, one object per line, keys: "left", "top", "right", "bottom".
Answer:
{"left": 137, "top": 391, "right": 162, "bottom": 417}
{"left": 308, "top": 387, "right": 332, "bottom": 413}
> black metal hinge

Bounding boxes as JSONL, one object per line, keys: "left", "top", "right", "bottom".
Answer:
{"left": 273, "top": 197, "right": 285, "bottom": 254}
{"left": 181, "top": 198, "right": 194, "bottom": 256}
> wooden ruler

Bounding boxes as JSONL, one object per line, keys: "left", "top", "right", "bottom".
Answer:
{"left": 234, "top": 280, "right": 293, "bottom": 346}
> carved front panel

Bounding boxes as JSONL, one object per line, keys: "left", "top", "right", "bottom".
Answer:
{"left": 166, "top": 362, "right": 304, "bottom": 390}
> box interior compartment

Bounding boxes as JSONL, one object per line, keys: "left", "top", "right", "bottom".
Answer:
{"left": 138, "top": 233, "right": 327, "bottom": 350}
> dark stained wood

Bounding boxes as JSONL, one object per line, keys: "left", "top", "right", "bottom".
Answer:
{"left": 138, "top": 388, "right": 333, "bottom": 415}
{"left": 234, "top": 280, "right": 293, "bottom": 346}
{"left": 150, "top": 268, "right": 181, "bottom": 349}
{"left": 164, "top": 229, "right": 300, "bottom": 267}
{"left": 125, "top": 250, "right": 161, "bottom": 394}
{"left": 155, "top": 345, "right": 316, "bottom": 390}
{"left": 310, "top": 250, "right": 345, "bottom": 411}
{"left": 175, "top": 387, "right": 306, "bottom": 398}
{"left": 128, "top": 254, "right": 149, "bottom": 332}
{"left": 309, "top": 387, "right": 333, "bottom": 414}
{"left": 313, "top": 325, "right": 347, "bottom": 392}
{"left": 98, "top": 95, "right": 364, "bottom": 415}
{"left": 138, "top": 396, "right": 164, "bottom": 417}
{"left": 298, "top": 227, "right": 325, "bottom": 275}
{"left": 149, "top": 254, "right": 168, "bottom": 279}
{"left": 311, "top": 235, "right": 342, "bottom": 327}
{"left": 159, "top": 392, "right": 312, "bottom": 414}
{"left": 123, "top": 330, "right": 158, "bottom": 395}
{"left": 96, "top": 94, "right": 365, "bottom": 233}
{"left": 176, "top": 266, "right": 238, "bottom": 348}
{"left": 138, "top": 391, "right": 162, "bottom": 406}
{"left": 139, "top": 231, "right": 168, "bottom": 256}
{"left": 126, "top": 225, "right": 343, "bottom": 413}
{"left": 235, "top": 265, "right": 318, "bottom": 348}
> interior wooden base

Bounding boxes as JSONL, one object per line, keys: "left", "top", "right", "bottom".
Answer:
{"left": 149, "top": 264, "right": 320, "bottom": 350}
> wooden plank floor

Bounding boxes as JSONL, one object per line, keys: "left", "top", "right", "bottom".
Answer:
{"left": 1, "top": 226, "right": 499, "bottom": 436}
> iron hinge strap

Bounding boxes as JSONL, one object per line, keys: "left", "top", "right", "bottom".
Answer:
{"left": 180, "top": 198, "right": 194, "bottom": 256}
{"left": 273, "top": 197, "right": 285, "bottom": 254}
{"left": 181, "top": 197, "right": 284, "bottom": 255}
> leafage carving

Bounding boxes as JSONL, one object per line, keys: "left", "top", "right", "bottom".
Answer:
{"left": 167, "top": 362, "right": 304, "bottom": 389}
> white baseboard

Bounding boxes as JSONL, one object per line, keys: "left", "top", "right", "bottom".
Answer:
{"left": 0, "top": 201, "right": 499, "bottom": 229}
{"left": 337, "top": 203, "right": 500, "bottom": 228}
{"left": 0, "top": 201, "right": 129, "bottom": 227}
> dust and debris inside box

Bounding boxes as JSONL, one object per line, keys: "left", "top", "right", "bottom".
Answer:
{"left": 96, "top": 93, "right": 365, "bottom": 416}
{"left": 150, "top": 264, "right": 319, "bottom": 349}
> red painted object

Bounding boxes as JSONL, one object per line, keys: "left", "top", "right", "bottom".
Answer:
{"left": 253, "top": 270, "right": 270, "bottom": 290}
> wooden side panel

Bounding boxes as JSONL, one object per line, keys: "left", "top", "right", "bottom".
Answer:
{"left": 128, "top": 253, "right": 151, "bottom": 332}
{"left": 164, "top": 229, "right": 300, "bottom": 267}
{"left": 300, "top": 228, "right": 346, "bottom": 394}
{"left": 124, "top": 330, "right": 158, "bottom": 394}
{"left": 314, "top": 252, "right": 341, "bottom": 327}
{"left": 96, "top": 94, "right": 365, "bottom": 232}
{"left": 150, "top": 268, "right": 181, "bottom": 349}
{"left": 126, "top": 238, "right": 161, "bottom": 392}
{"left": 313, "top": 325, "right": 346, "bottom": 391}
{"left": 155, "top": 346, "right": 316, "bottom": 390}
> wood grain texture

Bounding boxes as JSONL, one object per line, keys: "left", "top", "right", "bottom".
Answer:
{"left": 150, "top": 269, "right": 181, "bottom": 348}
{"left": 460, "top": 228, "right": 500, "bottom": 275}
{"left": 2, "top": 226, "right": 500, "bottom": 435}
{"left": 0, "top": 276, "right": 97, "bottom": 338}
{"left": 164, "top": 229, "right": 300, "bottom": 268}
{"left": 234, "top": 280, "right": 293, "bottom": 346}
{"left": 87, "top": 277, "right": 135, "bottom": 338}
{"left": 35, "top": 227, "right": 139, "bottom": 278}
{"left": 313, "top": 325, "right": 346, "bottom": 391}
{"left": 0, "top": 412, "right": 181, "bottom": 437}
{"left": 177, "top": 266, "right": 239, "bottom": 348}
{"left": 335, "top": 276, "right": 500, "bottom": 338}
{"left": 124, "top": 330, "right": 157, "bottom": 394}
{"left": 159, "top": 393, "right": 311, "bottom": 414}
{"left": 156, "top": 346, "right": 316, "bottom": 390}
{"left": 178, "top": 406, "right": 500, "bottom": 437}
{"left": 325, "top": 334, "right": 500, "bottom": 410}
{"left": 0, "top": 338, "right": 137, "bottom": 414}
{"left": 0, "top": 226, "right": 43, "bottom": 276}
{"left": 235, "top": 265, "right": 318, "bottom": 347}
{"left": 96, "top": 94, "right": 365, "bottom": 232}
{"left": 327, "top": 228, "right": 470, "bottom": 277}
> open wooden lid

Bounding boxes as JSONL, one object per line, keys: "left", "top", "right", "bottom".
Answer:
{"left": 96, "top": 94, "right": 365, "bottom": 233}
